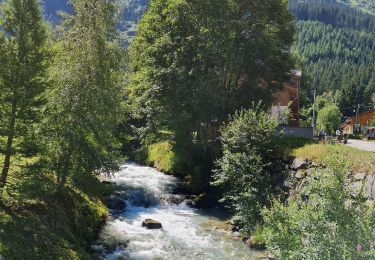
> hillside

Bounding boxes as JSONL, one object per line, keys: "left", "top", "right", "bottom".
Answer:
{"left": 43, "top": 0, "right": 149, "bottom": 44}
{"left": 289, "top": 0, "right": 375, "bottom": 116}
{"left": 342, "top": 0, "right": 375, "bottom": 14}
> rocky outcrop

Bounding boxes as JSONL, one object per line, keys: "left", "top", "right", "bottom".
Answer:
{"left": 365, "top": 175, "right": 375, "bottom": 200}
{"left": 288, "top": 158, "right": 375, "bottom": 201}
{"left": 142, "top": 219, "right": 162, "bottom": 229}
{"left": 291, "top": 158, "right": 308, "bottom": 170}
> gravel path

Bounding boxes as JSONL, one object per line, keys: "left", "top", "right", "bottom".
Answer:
{"left": 346, "top": 139, "right": 375, "bottom": 153}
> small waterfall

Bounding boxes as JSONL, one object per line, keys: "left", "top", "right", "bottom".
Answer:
{"left": 92, "top": 162, "right": 259, "bottom": 260}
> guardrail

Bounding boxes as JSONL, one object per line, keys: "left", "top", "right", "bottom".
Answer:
{"left": 277, "top": 126, "right": 314, "bottom": 138}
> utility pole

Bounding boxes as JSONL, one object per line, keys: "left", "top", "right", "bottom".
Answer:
{"left": 355, "top": 104, "right": 360, "bottom": 134}
{"left": 312, "top": 89, "right": 316, "bottom": 133}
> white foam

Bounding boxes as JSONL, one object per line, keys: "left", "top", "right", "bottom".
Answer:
{"left": 98, "top": 162, "right": 258, "bottom": 260}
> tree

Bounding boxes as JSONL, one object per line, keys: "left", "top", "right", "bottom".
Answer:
{"left": 369, "top": 115, "right": 375, "bottom": 127}
{"left": 211, "top": 104, "right": 283, "bottom": 232}
{"left": 0, "top": 0, "right": 49, "bottom": 189}
{"left": 317, "top": 104, "right": 342, "bottom": 134}
{"left": 127, "top": 0, "right": 295, "bottom": 179}
{"left": 44, "top": 0, "right": 123, "bottom": 188}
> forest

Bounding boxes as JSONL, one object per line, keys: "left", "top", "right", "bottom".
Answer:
{"left": 289, "top": 0, "right": 375, "bottom": 115}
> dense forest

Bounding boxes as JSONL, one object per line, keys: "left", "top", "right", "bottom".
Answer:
{"left": 289, "top": 0, "right": 375, "bottom": 116}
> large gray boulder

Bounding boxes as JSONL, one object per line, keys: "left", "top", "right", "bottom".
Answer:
{"left": 291, "top": 158, "right": 308, "bottom": 170}
{"left": 353, "top": 172, "right": 367, "bottom": 181}
{"left": 350, "top": 182, "right": 364, "bottom": 197}
{"left": 142, "top": 219, "right": 162, "bottom": 229}
{"left": 365, "top": 175, "right": 375, "bottom": 200}
{"left": 107, "top": 197, "right": 126, "bottom": 211}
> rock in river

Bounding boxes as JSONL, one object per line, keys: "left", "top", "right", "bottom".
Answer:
{"left": 107, "top": 197, "right": 126, "bottom": 211}
{"left": 142, "top": 219, "right": 163, "bottom": 229}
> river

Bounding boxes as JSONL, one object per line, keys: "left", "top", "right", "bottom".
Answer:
{"left": 92, "top": 162, "right": 260, "bottom": 259}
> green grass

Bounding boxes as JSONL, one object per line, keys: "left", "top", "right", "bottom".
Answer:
{"left": 0, "top": 154, "right": 108, "bottom": 259}
{"left": 293, "top": 143, "right": 375, "bottom": 174}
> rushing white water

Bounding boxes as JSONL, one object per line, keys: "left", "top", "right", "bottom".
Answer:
{"left": 93, "top": 162, "right": 260, "bottom": 260}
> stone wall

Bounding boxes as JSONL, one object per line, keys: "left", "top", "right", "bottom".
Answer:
{"left": 286, "top": 158, "right": 375, "bottom": 200}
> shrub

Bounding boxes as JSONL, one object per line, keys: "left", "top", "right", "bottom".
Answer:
{"left": 369, "top": 116, "right": 375, "bottom": 127}
{"left": 211, "top": 104, "right": 284, "bottom": 233}
{"left": 261, "top": 160, "right": 375, "bottom": 259}
{"left": 317, "top": 104, "right": 342, "bottom": 134}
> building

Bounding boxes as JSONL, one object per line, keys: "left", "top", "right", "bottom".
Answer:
{"left": 271, "top": 70, "right": 313, "bottom": 138}
{"left": 271, "top": 70, "right": 302, "bottom": 127}
{"left": 341, "top": 109, "right": 375, "bottom": 135}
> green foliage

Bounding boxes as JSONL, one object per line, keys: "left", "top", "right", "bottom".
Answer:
{"left": 44, "top": 0, "right": 124, "bottom": 187}
{"left": 274, "top": 137, "right": 317, "bottom": 157}
{"left": 293, "top": 143, "right": 375, "bottom": 175}
{"left": 211, "top": 104, "right": 283, "bottom": 232}
{"left": 369, "top": 115, "right": 375, "bottom": 127}
{"left": 0, "top": 0, "right": 49, "bottom": 187}
{"left": 126, "top": 0, "right": 295, "bottom": 194}
{"left": 262, "top": 161, "right": 375, "bottom": 259}
{"left": 146, "top": 141, "right": 175, "bottom": 173}
{"left": 317, "top": 104, "right": 342, "bottom": 134}
{"left": 0, "top": 157, "right": 107, "bottom": 259}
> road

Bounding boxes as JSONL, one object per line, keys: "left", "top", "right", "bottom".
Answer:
{"left": 346, "top": 139, "right": 375, "bottom": 153}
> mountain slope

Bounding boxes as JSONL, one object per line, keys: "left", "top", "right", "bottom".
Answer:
{"left": 341, "top": 0, "right": 375, "bottom": 14}
{"left": 289, "top": 0, "right": 375, "bottom": 115}
{"left": 42, "top": 0, "right": 149, "bottom": 43}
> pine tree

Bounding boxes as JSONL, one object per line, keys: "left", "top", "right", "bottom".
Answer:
{"left": 0, "top": 0, "right": 48, "bottom": 189}
{"left": 45, "top": 0, "right": 123, "bottom": 188}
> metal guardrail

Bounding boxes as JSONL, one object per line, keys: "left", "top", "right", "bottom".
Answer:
{"left": 277, "top": 126, "right": 314, "bottom": 138}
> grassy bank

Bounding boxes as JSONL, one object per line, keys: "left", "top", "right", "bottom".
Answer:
{"left": 293, "top": 143, "right": 375, "bottom": 174}
{"left": 0, "top": 155, "right": 108, "bottom": 259}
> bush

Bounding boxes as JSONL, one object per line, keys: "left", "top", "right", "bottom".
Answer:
{"left": 261, "top": 160, "right": 375, "bottom": 259}
{"left": 211, "top": 104, "right": 284, "bottom": 233}
{"left": 317, "top": 104, "right": 342, "bottom": 134}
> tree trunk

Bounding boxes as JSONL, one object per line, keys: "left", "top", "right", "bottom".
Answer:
{"left": 57, "top": 142, "right": 73, "bottom": 189}
{"left": 1, "top": 99, "right": 17, "bottom": 190}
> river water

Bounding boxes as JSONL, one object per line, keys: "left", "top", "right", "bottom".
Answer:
{"left": 93, "top": 162, "right": 260, "bottom": 260}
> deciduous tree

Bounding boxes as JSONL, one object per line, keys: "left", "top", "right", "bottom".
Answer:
{"left": 45, "top": 0, "right": 123, "bottom": 188}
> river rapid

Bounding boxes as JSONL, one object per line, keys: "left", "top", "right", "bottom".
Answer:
{"left": 93, "top": 162, "right": 260, "bottom": 260}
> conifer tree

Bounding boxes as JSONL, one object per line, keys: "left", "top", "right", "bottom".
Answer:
{"left": 0, "top": 0, "right": 48, "bottom": 189}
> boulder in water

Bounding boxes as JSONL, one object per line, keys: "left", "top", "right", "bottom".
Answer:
{"left": 106, "top": 197, "right": 126, "bottom": 211}
{"left": 142, "top": 219, "right": 162, "bottom": 229}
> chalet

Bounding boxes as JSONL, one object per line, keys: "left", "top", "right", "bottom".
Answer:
{"left": 271, "top": 70, "right": 301, "bottom": 127}
{"left": 341, "top": 109, "right": 375, "bottom": 135}
{"left": 271, "top": 70, "right": 313, "bottom": 138}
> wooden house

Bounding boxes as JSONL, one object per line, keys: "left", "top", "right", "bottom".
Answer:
{"left": 341, "top": 109, "right": 375, "bottom": 134}
{"left": 271, "top": 70, "right": 302, "bottom": 127}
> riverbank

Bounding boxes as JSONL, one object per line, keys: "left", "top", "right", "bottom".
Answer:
{"left": 0, "top": 155, "right": 109, "bottom": 259}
